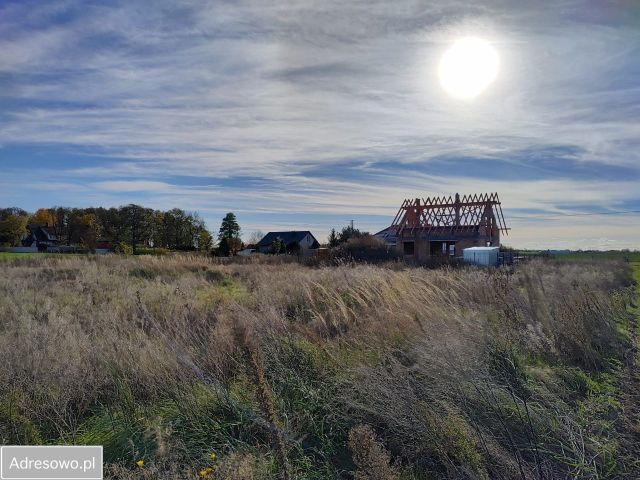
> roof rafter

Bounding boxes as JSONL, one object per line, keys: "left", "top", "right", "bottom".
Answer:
{"left": 390, "top": 192, "right": 509, "bottom": 236}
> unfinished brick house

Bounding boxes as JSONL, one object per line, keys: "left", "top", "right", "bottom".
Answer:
{"left": 375, "top": 193, "right": 508, "bottom": 261}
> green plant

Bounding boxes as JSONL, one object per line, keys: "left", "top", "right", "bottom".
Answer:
{"left": 115, "top": 241, "right": 133, "bottom": 255}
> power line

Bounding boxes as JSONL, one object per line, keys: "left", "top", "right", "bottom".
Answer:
{"left": 507, "top": 209, "right": 640, "bottom": 220}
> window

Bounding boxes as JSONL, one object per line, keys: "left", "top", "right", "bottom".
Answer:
{"left": 430, "top": 241, "right": 456, "bottom": 256}
{"left": 403, "top": 241, "right": 415, "bottom": 255}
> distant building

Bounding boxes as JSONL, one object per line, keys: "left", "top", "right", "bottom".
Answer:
{"left": 373, "top": 226, "right": 398, "bottom": 248}
{"left": 375, "top": 193, "right": 509, "bottom": 261}
{"left": 257, "top": 231, "right": 320, "bottom": 255}
{"left": 95, "top": 240, "right": 114, "bottom": 254}
{"left": 22, "top": 225, "right": 58, "bottom": 252}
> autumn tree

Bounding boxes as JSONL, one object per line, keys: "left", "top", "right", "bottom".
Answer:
{"left": 197, "top": 228, "right": 213, "bottom": 252}
{"left": 29, "top": 208, "right": 55, "bottom": 227}
{"left": 0, "top": 209, "right": 28, "bottom": 246}
{"left": 70, "top": 213, "right": 102, "bottom": 252}
{"left": 218, "top": 236, "right": 242, "bottom": 256}
{"left": 0, "top": 204, "right": 212, "bottom": 252}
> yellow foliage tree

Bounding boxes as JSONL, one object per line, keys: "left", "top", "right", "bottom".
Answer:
{"left": 29, "top": 208, "right": 55, "bottom": 227}
{"left": 0, "top": 215, "right": 28, "bottom": 246}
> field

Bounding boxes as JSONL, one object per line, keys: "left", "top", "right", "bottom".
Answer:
{"left": 0, "top": 252, "right": 41, "bottom": 260}
{"left": 1, "top": 254, "right": 639, "bottom": 479}
{"left": 554, "top": 250, "right": 640, "bottom": 262}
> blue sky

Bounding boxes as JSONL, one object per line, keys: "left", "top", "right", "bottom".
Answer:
{"left": 1, "top": 0, "right": 639, "bottom": 249}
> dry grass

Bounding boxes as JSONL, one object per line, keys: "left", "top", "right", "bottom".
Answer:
{"left": 348, "top": 425, "right": 398, "bottom": 480}
{"left": 0, "top": 254, "right": 636, "bottom": 479}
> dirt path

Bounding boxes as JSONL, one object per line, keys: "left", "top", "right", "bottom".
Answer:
{"left": 617, "top": 262, "right": 640, "bottom": 477}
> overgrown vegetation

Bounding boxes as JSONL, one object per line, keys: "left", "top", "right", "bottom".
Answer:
{"left": 0, "top": 255, "right": 637, "bottom": 479}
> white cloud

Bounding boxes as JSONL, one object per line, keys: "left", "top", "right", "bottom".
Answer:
{"left": 0, "top": 0, "right": 639, "bottom": 248}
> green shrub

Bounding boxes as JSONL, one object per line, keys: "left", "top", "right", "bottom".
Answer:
{"left": 114, "top": 241, "right": 133, "bottom": 255}
{"left": 0, "top": 392, "right": 42, "bottom": 445}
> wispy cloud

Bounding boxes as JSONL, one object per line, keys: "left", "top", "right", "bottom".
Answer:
{"left": 0, "top": 0, "right": 639, "bottom": 248}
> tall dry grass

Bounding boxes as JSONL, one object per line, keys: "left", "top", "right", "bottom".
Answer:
{"left": 0, "top": 254, "right": 635, "bottom": 479}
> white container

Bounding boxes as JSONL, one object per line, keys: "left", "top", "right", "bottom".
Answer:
{"left": 463, "top": 247, "right": 499, "bottom": 267}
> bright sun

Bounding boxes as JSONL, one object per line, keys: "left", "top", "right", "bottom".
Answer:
{"left": 438, "top": 37, "right": 499, "bottom": 100}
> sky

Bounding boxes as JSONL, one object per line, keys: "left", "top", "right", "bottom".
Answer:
{"left": 1, "top": 0, "right": 639, "bottom": 249}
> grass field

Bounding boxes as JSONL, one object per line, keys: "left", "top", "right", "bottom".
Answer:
{"left": 631, "top": 262, "right": 640, "bottom": 317}
{"left": 0, "top": 252, "right": 41, "bottom": 260}
{"left": 554, "top": 250, "right": 640, "bottom": 262}
{"left": 0, "top": 254, "right": 638, "bottom": 479}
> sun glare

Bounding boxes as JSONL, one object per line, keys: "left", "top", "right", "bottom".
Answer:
{"left": 438, "top": 37, "right": 499, "bottom": 100}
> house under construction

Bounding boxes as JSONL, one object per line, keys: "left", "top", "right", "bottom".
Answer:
{"left": 375, "top": 192, "right": 509, "bottom": 261}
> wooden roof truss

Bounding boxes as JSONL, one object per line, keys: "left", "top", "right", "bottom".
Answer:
{"left": 391, "top": 192, "right": 509, "bottom": 236}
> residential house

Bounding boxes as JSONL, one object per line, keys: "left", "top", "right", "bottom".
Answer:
{"left": 22, "top": 225, "right": 58, "bottom": 252}
{"left": 257, "top": 231, "right": 320, "bottom": 255}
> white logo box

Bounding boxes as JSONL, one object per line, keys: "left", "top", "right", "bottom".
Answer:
{"left": 1, "top": 446, "right": 103, "bottom": 480}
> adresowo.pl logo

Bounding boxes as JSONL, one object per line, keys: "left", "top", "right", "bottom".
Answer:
{"left": 1, "top": 446, "right": 102, "bottom": 480}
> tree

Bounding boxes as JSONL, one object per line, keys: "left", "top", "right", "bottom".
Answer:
{"left": 197, "top": 228, "right": 213, "bottom": 252}
{"left": 218, "top": 237, "right": 230, "bottom": 256}
{"left": 230, "top": 237, "right": 243, "bottom": 254}
{"left": 247, "top": 230, "right": 265, "bottom": 246}
{"left": 162, "top": 208, "right": 203, "bottom": 250}
{"left": 148, "top": 211, "right": 165, "bottom": 248}
{"left": 70, "top": 213, "right": 102, "bottom": 252}
{"left": 0, "top": 207, "right": 28, "bottom": 218}
{"left": 120, "top": 204, "right": 153, "bottom": 254}
{"left": 29, "top": 208, "right": 55, "bottom": 226}
{"left": 52, "top": 207, "right": 70, "bottom": 241}
{"left": 328, "top": 228, "right": 339, "bottom": 248}
{"left": 0, "top": 213, "right": 28, "bottom": 246}
{"left": 0, "top": 204, "right": 215, "bottom": 252}
{"left": 218, "top": 236, "right": 242, "bottom": 256}
{"left": 338, "top": 225, "right": 363, "bottom": 244}
{"left": 217, "top": 213, "right": 242, "bottom": 255}
{"left": 333, "top": 234, "right": 398, "bottom": 263}
{"left": 269, "top": 239, "right": 285, "bottom": 254}
{"left": 218, "top": 213, "right": 241, "bottom": 241}
{"left": 91, "top": 207, "right": 122, "bottom": 245}
{"left": 114, "top": 241, "right": 133, "bottom": 255}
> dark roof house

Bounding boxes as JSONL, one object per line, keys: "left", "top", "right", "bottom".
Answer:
{"left": 22, "top": 225, "right": 58, "bottom": 250}
{"left": 257, "top": 231, "right": 320, "bottom": 254}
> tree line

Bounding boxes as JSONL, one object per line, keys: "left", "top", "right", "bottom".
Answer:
{"left": 0, "top": 205, "right": 217, "bottom": 253}
{"left": 1, "top": 204, "right": 381, "bottom": 256}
